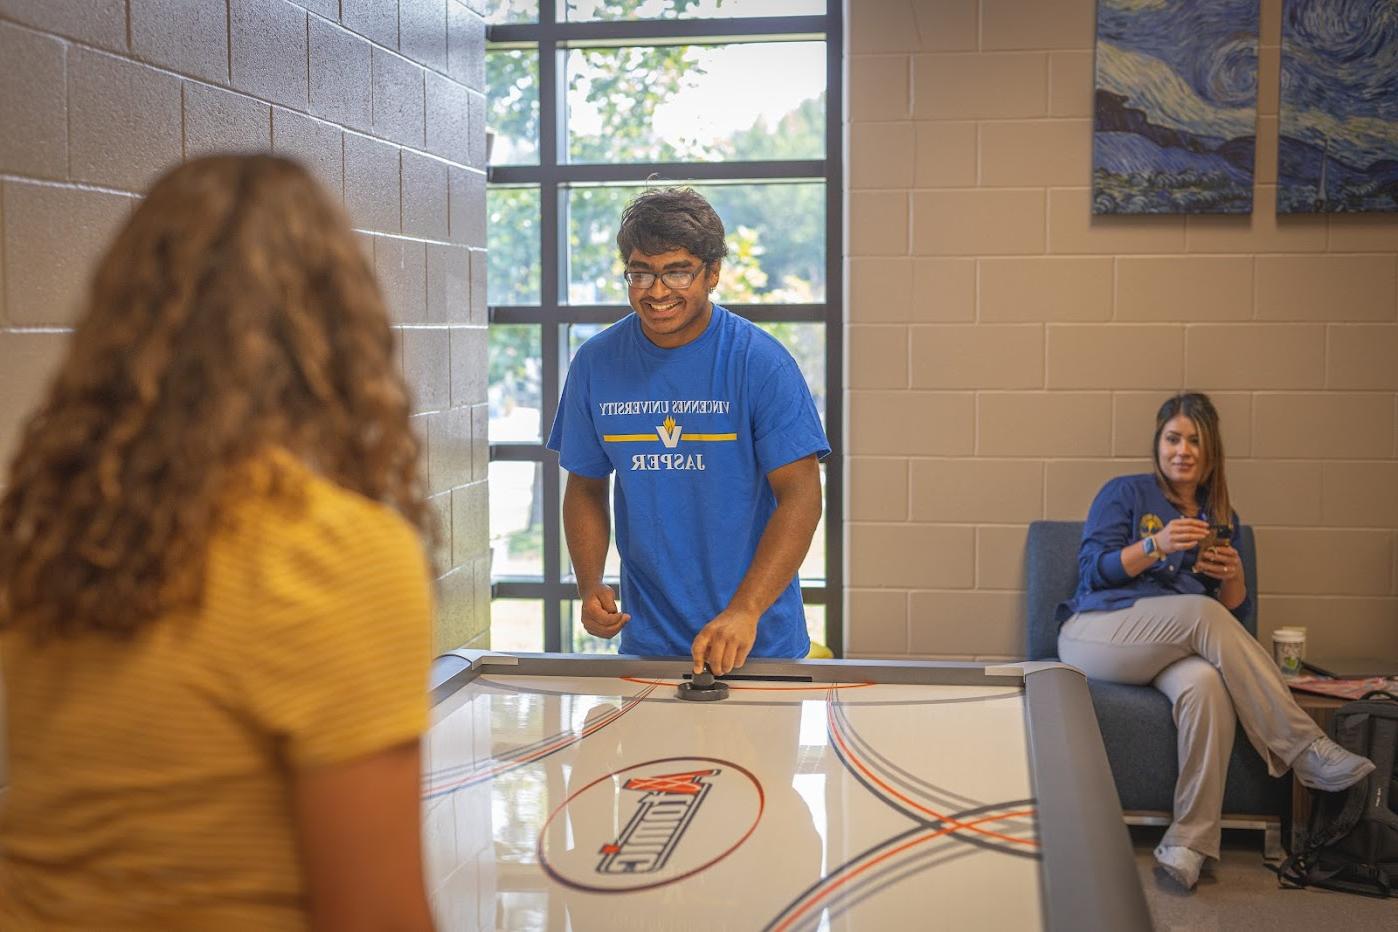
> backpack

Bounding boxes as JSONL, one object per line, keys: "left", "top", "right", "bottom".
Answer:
{"left": 1277, "top": 691, "right": 1398, "bottom": 898}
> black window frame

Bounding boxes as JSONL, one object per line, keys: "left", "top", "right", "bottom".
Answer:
{"left": 486, "top": 2, "right": 845, "bottom": 656}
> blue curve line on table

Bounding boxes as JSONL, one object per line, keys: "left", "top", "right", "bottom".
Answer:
{"left": 829, "top": 697, "right": 990, "bottom": 815}
{"left": 762, "top": 688, "right": 1041, "bottom": 931}
{"left": 826, "top": 690, "right": 1040, "bottom": 858}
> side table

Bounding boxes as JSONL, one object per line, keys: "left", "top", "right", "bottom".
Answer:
{"left": 1287, "top": 687, "right": 1345, "bottom": 853}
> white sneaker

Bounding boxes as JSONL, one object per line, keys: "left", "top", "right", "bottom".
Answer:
{"left": 1292, "top": 736, "right": 1377, "bottom": 792}
{"left": 1154, "top": 843, "right": 1205, "bottom": 890}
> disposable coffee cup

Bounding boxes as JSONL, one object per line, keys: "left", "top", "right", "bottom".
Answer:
{"left": 1277, "top": 626, "right": 1308, "bottom": 659}
{"left": 1273, "top": 629, "right": 1305, "bottom": 678}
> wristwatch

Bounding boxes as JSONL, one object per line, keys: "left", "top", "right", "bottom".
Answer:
{"left": 1142, "top": 535, "right": 1159, "bottom": 558}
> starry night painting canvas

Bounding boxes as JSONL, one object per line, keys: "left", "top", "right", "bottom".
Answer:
{"left": 1278, "top": 1, "right": 1398, "bottom": 213}
{"left": 1093, "top": 0, "right": 1259, "bottom": 214}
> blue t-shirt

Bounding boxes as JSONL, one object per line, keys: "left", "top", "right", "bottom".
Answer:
{"left": 1057, "top": 473, "right": 1251, "bottom": 624}
{"left": 546, "top": 305, "right": 830, "bottom": 658}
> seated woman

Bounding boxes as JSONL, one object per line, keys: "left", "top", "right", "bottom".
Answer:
{"left": 1057, "top": 392, "right": 1373, "bottom": 891}
{"left": 1, "top": 156, "right": 437, "bottom": 929}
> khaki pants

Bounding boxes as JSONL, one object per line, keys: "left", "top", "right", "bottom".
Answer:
{"left": 1059, "top": 594, "right": 1322, "bottom": 858}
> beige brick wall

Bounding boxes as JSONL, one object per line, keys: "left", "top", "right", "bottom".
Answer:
{"left": 847, "top": 0, "right": 1398, "bottom": 661}
{"left": 0, "top": 0, "right": 490, "bottom": 653}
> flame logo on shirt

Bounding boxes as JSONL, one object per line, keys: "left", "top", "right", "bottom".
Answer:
{"left": 657, "top": 415, "right": 683, "bottom": 448}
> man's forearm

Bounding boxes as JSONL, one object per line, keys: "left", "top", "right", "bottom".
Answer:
{"left": 727, "top": 478, "right": 821, "bottom": 618}
{"left": 563, "top": 480, "right": 611, "bottom": 595}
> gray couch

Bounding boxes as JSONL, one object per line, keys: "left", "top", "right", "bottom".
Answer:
{"left": 1025, "top": 520, "right": 1288, "bottom": 852}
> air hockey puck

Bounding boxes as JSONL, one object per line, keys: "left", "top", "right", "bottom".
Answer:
{"left": 677, "top": 673, "right": 729, "bottom": 701}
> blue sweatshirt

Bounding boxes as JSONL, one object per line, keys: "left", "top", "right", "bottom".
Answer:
{"left": 1057, "top": 474, "right": 1251, "bottom": 625}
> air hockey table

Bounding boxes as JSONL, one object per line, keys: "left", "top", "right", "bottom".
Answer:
{"left": 422, "top": 653, "right": 1151, "bottom": 932}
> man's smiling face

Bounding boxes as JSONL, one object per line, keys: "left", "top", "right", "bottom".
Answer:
{"left": 625, "top": 247, "right": 720, "bottom": 349}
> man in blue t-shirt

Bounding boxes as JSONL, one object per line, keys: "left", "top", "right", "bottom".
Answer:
{"left": 546, "top": 187, "right": 829, "bottom": 676}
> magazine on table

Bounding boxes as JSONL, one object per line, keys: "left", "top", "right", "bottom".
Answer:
{"left": 1287, "top": 675, "right": 1398, "bottom": 701}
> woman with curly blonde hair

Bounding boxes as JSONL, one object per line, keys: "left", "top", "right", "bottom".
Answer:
{"left": 0, "top": 155, "right": 437, "bottom": 930}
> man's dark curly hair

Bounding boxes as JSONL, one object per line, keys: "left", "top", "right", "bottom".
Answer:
{"left": 616, "top": 186, "right": 728, "bottom": 265}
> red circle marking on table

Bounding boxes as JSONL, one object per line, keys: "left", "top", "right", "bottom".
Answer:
{"left": 536, "top": 755, "right": 765, "bottom": 894}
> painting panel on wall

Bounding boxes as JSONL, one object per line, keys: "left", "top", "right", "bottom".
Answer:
{"left": 1278, "top": 0, "right": 1398, "bottom": 214}
{"left": 1093, "top": 0, "right": 1259, "bottom": 214}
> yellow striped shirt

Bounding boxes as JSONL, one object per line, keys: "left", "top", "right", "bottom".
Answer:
{"left": 0, "top": 457, "right": 433, "bottom": 930}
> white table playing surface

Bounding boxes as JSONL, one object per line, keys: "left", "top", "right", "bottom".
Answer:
{"left": 423, "top": 671, "right": 1044, "bottom": 931}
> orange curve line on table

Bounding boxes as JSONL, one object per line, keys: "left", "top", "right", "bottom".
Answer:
{"left": 826, "top": 698, "right": 1039, "bottom": 849}
{"left": 422, "top": 683, "right": 656, "bottom": 799}
{"left": 621, "top": 676, "right": 876, "bottom": 691}
{"left": 769, "top": 808, "right": 1037, "bottom": 932}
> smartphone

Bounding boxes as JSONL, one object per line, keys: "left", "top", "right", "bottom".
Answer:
{"left": 1198, "top": 524, "right": 1231, "bottom": 557}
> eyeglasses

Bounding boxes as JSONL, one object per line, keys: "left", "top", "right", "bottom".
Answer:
{"left": 623, "top": 266, "right": 705, "bottom": 290}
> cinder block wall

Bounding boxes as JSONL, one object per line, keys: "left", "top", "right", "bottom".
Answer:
{"left": 846, "top": 0, "right": 1398, "bottom": 660}
{"left": 0, "top": 0, "right": 490, "bottom": 653}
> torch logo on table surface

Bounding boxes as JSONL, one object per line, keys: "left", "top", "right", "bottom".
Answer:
{"left": 597, "top": 768, "right": 718, "bottom": 874}
{"left": 538, "top": 756, "right": 764, "bottom": 894}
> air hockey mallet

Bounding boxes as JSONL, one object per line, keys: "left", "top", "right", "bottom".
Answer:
{"left": 676, "top": 664, "right": 729, "bottom": 701}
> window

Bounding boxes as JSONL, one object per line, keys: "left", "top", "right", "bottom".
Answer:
{"left": 484, "top": 0, "right": 843, "bottom": 654}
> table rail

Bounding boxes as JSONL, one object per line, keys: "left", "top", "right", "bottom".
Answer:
{"left": 431, "top": 650, "right": 1032, "bottom": 706}
{"left": 1024, "top": 666, "right": 1153, "bottom": 932}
